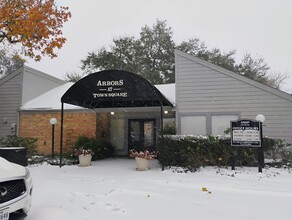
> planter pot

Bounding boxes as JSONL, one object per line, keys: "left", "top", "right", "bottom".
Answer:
{"left": 78, "top": 155, "right": 92, "bottom": 167}
{"left": 135, "top": 157, "right": 150, "bottom": 171}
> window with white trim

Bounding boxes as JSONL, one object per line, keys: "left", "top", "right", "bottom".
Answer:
{"left": 211, "top": 115, "right": 238, "bottom": 135}
{"left": 181, "top": 116, "right": 206, "bottom": 135}
{"left": 180, "top": 114, "right": 239, "bottom": 136}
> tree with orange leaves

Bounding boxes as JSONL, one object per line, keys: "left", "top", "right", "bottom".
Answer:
{"left": 0, "top": 0, "right": 71, "bottom": 61}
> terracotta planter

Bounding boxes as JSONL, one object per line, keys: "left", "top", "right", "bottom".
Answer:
{"left": 135, "top": 157, "right": 150, "bottom": 171}
{"left": 78, "top": 155, "right": 92, "bottom": 167}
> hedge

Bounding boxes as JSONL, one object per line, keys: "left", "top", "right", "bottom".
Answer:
{"left": 157, "top": 135, "right": 290, "bottom": 171}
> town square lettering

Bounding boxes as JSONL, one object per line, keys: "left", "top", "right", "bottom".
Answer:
{"left": 93, "top": 92, "right": 127, "bottom": 98}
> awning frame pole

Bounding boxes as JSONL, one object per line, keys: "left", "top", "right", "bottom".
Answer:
{"left": 160, "top": 104, "right": 164, "bottom": 138}
{"left": 59, "top": 102, "right": 64, "bottom": 167}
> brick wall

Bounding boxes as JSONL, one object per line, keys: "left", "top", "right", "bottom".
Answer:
{"left": 19, "top": 111, "right": 105, "bottom": 155}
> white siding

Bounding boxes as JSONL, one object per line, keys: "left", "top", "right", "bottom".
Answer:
{"left": 0, "top": 68, "right": 23, "bottom": 136}
{"left": 175, "top": 50, "right": 292, "bottom": 144}
{"left": 0, "top": 66, "right": 65, "bottom": 137}
{"left": 22, "top": 66, "right": 64, "bottom": 105}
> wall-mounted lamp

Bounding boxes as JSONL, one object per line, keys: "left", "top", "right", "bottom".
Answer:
{"left": 11, "top": 123, "right": 16, "bottom": 130}
{"left": 3, "top": 117, "right": 7, "bottom": 124}
{"left": 110, "top": 112, "right": 115, "bottom": 115}
{"left": 11, "top": 123, "right": 16, "bottom": 135}
{"left": 164, "top": 111, "right": 168, "bottom": 114}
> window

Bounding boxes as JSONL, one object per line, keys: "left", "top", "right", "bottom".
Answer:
{"left": 212, "top": 115, "right": 238, "bottom": 135}
{"left": 181, "top": 116, "right": 206, "bottom": 135}
{"left": 180, "top": 113, "right": 239, "bottom": 136}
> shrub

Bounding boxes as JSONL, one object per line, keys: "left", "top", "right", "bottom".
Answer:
{"left": 73, "top": 135, "right": 115, "bottom": 160}
{"left": 157, "top": 136, "right": 204, "bottom": 171}
{"left": 162, "top": 122, "right": 176, "bottom": 135}
{"left": 92, "top": 139, "right": 115, "bottom": 160}
{"left": 0, "top": 135, "right": 37, "bottom": 156}
{"left": 157, "top": 136, "right": 180, "bottom": 167}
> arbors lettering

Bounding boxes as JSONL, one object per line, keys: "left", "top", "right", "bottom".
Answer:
{"left": 97, "top": 80, "right": 123, "bottom": 87}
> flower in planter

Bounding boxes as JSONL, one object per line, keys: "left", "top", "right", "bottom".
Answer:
{"left": 129, "top": 149, "right": 158, "bottom": 160}
{"left": 73, "top": 148, "right": 94, "bottom": 157}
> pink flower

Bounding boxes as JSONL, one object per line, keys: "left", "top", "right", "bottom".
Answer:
{"left": 73, "top": 148, "right": 94, "bottom": 156}
{"left": 129, "top": 149, "right": 158, "bottom": 160}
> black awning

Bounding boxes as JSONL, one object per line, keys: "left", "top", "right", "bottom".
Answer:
{"left": 59, "top": 70, "right": 172, "bottom": 167}
{"left": 61, "top": 70, "right": 173, "bottom": 108}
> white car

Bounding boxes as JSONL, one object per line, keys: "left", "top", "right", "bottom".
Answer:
{"left": 0, "top": 157, "right": 33, "bottom": 220}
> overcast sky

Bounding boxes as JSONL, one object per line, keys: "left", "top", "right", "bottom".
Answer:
{"left": 27, "top": 0, "right": 292, "bottom": 93}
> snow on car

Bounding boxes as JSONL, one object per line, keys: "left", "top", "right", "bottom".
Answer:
{"left": 0, "top": 156, "right": 33, "bottom": 220}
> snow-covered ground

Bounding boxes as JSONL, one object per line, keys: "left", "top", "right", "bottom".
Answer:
{"left": 17, "top": 158, "right": 292, "bottom": 220}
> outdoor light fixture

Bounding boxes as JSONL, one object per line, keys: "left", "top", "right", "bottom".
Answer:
{"left": 10, "top": 123, "right": 17, "bottom": 135}
{"left": 3, "top": 117, "right": 7, "bottom": 124}
{"left": 11, "top": 123, "right": 16, "bottom": 130}
{"left": 164, "top": 111, "right": 168, "bottom": 114}
{"left": 256, "top": 114, "right": 265, "bottom": 123}
{"left": 50, "top": 118, "right": 57, "bottom": 158}
{"left": 50, "top": 118, "right": 57, "bottom": 125}
{"left": 110, "top": 112, "right": 115, "bottom": 115}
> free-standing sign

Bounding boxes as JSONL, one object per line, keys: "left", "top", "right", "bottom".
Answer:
{"left": 231, "top": 119, "right": 261, "bottom": 147}
{"left": 230, "top": 118, "right": 264, "bottom": 173}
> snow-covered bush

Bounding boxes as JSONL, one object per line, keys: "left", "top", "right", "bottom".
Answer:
{"left": 0, "top": 135, "right": 37, "bottom": 156}
{"left": 157, "top": 135, "right": 231, "bottom": 171}
{"left": 157, "top": 135, "right": 289, "bottom": 171}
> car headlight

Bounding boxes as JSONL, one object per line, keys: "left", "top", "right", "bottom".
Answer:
{"left": 25, "top": 167, "right": 31, "bottom": 180}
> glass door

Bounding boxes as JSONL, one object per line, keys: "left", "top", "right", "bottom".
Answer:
{"left": 128, "top": 119, "right": 156, "bottom": 151}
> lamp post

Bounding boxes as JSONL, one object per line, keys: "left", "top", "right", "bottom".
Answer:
{"left": 256, "top": 114, "right": 265, "bottom": 173}
{"left": 50, "top": 118, "right": 57, "bottom": 159}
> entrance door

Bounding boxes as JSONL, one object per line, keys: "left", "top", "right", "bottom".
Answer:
{"left": 128, "top": 119, "right": 156, "bottom": 151}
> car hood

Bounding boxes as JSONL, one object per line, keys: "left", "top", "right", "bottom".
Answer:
{"left": 0, "top": 157, "right": 25, "bottom": 179}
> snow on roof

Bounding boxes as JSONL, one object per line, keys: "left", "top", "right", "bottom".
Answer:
{"left": 155, "top": 83, "right": 175, "bottom": 104}
{"left": 20, "top": 82, "right": 84, "bottom": 110}
{"left": 20, "top": 82, "right": 175, "bottom": 110}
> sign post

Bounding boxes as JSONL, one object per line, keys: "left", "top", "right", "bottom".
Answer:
{"left": 231, "top": 119, "right": 263, "bottom": 172}
{"left": 258, "top": 121, "right": 264, "bottom": 172}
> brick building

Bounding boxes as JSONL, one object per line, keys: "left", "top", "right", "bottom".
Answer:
{"left": 0, "top": 66, "right": 64, "bottom": 138}
{"left": 4, "top": 50, "right": 292, "bottom": 157}
{"left": 19, "top": 78, "right": 175, "bottom": 155}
